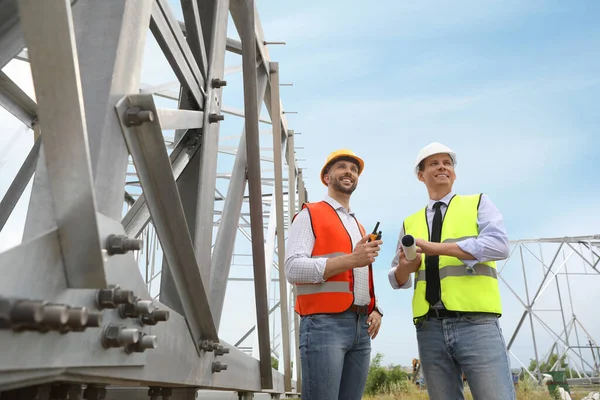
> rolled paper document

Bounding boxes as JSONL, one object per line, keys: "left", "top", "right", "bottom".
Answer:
{"left": 401, "top": 234, "right": 417, "bottom": 261}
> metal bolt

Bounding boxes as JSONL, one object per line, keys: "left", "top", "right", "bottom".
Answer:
{"left": 85, "top": 311, "right": 103, "bottom": 328}
{"left": 97, "top": 287, "right": 134, "bottom": 309}
{"left": 211, "top": 78, "right": 227, "bottom": 88}
{"left": 209, "top": 113, "right": 225, "bottom": 123}
{"left": 119, "top": 297, "right": 155, "bottom": 319}
{"left": 101, "top": 325, "right": 140, "bottom": 348}
{"left": 106, "top": 234, "right": 143, "bottom": 255}
{"left": 39, "top": 304, "right": 70, "bottom": 331}
{"left": 125, "top": 106, "right": 155, "bottom": 127}
{"left": 59, "top": 306, "right": 88, "bottom": 333}
{"left": 125, "top": 332, "right": 157, "bottom": 353}
{"left": 9, "top": 300, "right": 44, "bottom": 331}
{"left": 212, "top": 361, "right": 228, "bottom": 373}
{"left": 141, "top": 309, "right": 170, "bottom": 326}
{"left": 199, "top": 339, "right": 214, "bottom": 352}
{"left": 214, "top": 344, "right": 230, "bottom": 356}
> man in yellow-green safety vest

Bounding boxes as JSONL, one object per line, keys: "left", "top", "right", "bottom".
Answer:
{"left": 388, "top": 142, "right": 516, "bottom": 400}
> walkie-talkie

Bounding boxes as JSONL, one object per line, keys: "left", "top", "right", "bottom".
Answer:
{"left": 368, "top": 222, "right": 382, "bottom": 242}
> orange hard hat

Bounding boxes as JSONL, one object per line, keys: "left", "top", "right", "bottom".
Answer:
{"left": 320, "top": 149, "right": 364, "bottom": 186}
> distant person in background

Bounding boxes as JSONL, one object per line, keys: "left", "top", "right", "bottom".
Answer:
{"left": 285, "top": 149, "right": 384, "bottom": 400}
{"left": 388, "top": 142, "right": 515, "bottom": 400}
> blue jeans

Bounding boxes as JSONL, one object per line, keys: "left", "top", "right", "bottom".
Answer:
{"left": 299, "top": 310, "right": 371, "bottom": 400}
{"left": 416, "top": 313, "right": 516, "bottom": 400}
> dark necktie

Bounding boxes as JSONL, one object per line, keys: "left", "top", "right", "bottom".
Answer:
{"left": 425, "top": 201, "right": 443, "bottom": 306}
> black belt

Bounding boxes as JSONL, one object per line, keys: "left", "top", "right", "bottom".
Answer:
{"left": 347, "top": 304, "right": 369, "bottom": 315}
{"left": 426, "top": 309, "right": 496, "bottom": 319}
{"left": 427, "top": 308, "right": 463, "bottom": 319}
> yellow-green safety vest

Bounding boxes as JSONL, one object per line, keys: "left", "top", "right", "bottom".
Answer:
{"left": 404, "top": 194, "right": 502, "bottom": 321}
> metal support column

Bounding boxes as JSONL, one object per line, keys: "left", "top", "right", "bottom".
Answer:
{"left": 209, "top": 69, "right": 268, "bottom": 330}
{"left": 269, "top": 61, "right": 291, "bottom": 392}
{"left": 240, "top": 0, "right": 272, "bottom": 389}
{"left": 192, "top": 0, "right": 230, "bottom": 287}
{"left": 18, "top": 0, "right": 107, "bottom": 288}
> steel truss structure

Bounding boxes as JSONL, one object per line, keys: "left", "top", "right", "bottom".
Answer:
{"left": 0, "top": 0, "right": 306, "bottom": 398}
{"left": 500, "top": 235, "right": 600, "bottom": 383}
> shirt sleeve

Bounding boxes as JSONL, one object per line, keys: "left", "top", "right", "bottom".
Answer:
{"left": 388, "top": 224, "right": 413, "bottom": 290}
{"left": 456, "top": 194, "right": 510, "bottom": 267}
{"left": 284, "top": 209, "right": 328, "bottom": 284}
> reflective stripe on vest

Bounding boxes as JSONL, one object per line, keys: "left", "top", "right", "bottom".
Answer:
{"left": 296, "top": 281, "right": 351, "bottom": 295}
{"left": 414, "top": 263, "right": 498, "bottom": 283}
{"left": 404, "top": 194, "right": 503, "bottom": 320}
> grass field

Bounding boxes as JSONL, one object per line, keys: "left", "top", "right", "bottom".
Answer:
{"left": 360, "top": 381, "right": 600, "bottom": 400}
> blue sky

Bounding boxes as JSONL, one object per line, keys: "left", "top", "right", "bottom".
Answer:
{"left": 0, "top": 0, "right": 598, "bottom": 374}
{"left": 249, "top": 0, "right": 600, "bottom": 370}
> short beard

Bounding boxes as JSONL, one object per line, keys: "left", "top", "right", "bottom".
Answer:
{"left": 332, "top": 177, "right": 357, "bottom": 194}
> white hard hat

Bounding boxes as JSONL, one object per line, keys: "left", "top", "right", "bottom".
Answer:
{"left": 414, "top": 142, "right": 457, "bottom": 176}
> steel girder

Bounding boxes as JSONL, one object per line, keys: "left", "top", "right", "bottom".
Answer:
{"left": 0, "top": 0, "right": 303, "bottom": 397}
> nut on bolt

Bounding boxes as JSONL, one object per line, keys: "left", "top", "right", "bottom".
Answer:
{"left": 141, "top": 309, "right": 170, "bottom": 325}
{"left": 214, "top": 344, "right": 230, "bottom": 356}
{"left": 212, "top": 361, "right": 228, "bottom": 373}
{"left": 199, "top": 339, "right": 214, "bottom": 352}
{"left": 106, "top": 234, "right": 143, "bottom": 255}
{"left": 96, "top": 286, "right": 134, "bottom": 309}
{"left": 101, "top": 324, "right": 140, "bottom": 348}
{"left": 125, "top": 106, "right": 155, "bottom": 127}
{"left": 208, "top": 113, "right": 224, "bottom": 123}
{"left": 119, "top": 297, "right": 155, "bottom": 319}
{"left": 211, "top": 78, "right": 227, "bottom": 88}
{"left": 125, "top": 332, "right": 158, "bottom": 353}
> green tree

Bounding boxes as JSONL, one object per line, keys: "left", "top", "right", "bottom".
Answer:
{"left": 365, "top": 353, "right": 387, "bottom": 395}
{"left": 271, "top": 356, "right": 279, "bottom": 370}
{"left": 528, "top": 352, "right": 577, "bottom": 377}
{"left": 364, "top": 353, "right": 410, "bottom": 395}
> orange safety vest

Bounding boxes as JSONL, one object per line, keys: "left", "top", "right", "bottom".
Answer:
{"left": 293, "top": 201, "right": 376, "bottom": 316}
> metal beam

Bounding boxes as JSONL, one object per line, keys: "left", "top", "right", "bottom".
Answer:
{"left": 269, "top": 61, "right": 291, "bottom": 392}
{"left": 115, "top": 93, "right": 217, "bottom": 344}
{"left": 18, "top": 0, "right": 107, "bottom": 288}
{"left": 0, "top": 137, "right": 40, "bottom": 232}
{"left": 156, "top": 108, "right": 204, "bottom": 130}
{"left": 0, "top": 0, "right": 25, "bottom": 69}
{"left": 179, "top": 0, "right": 208, "bottom": 81}
{"left": 73, "top": 0, "right": 153, "bottom": 219}
{"left": 0, "top": 70, "right": 36, "bottom": 127}
{"left": 240, "top": 0, "right": 272, "bottom": 388}
{"left": 208, "top": 59, "right": 269, "bottom": 331}
{"left": 192, "top": 0, "right": 230, "bottom": 289}
{"left": 150, "top": 0, "right": 205, "bottom": 107}
{"left": 121, "top": 128, "right": 202, "bottom": 238}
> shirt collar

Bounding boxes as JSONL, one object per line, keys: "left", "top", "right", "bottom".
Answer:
{"left": 324, "top": 195, "right": 354, "bottom": 216}
{"left": 428, "top": 191, "right": 454, "bottom": 210}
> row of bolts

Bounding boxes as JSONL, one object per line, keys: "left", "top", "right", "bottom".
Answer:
{"left": 0, "top": 234, "right": 229, "bottom": 367}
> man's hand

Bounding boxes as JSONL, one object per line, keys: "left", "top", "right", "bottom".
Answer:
{"left": 323, "top": 234, "right": 383, "bottom": 280}
{"left": 394, "top": 246, "right": 422, "bottom": 286}
{"left": 366, "top": 310, "right": 382, "bottom": 339}
{"left": 415, "top": 238, "right": 440, "bottom": 256}
{"left": 351, "top": 234, "right": 383, "bottom": 268}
